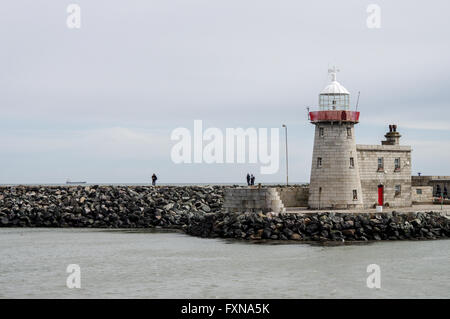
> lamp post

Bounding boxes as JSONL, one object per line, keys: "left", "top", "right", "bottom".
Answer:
{"left": 282, "top": 124, "right": 288, "bottom": 186}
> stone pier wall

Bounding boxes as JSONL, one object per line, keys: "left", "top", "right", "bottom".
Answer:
{"left": 222, "top": 187, "right": 285, "bottom": 213}
{"left": 411, "top": 186, "right": 433, "bottom": 204}
{"left": 276, "top": 186, "right": 309, "bottom": 207}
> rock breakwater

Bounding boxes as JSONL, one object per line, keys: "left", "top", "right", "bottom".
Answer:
{"left": 186, "top": 211, "right": 450, "bottom": 241}
{"left": 1, "top": 186, "right": 449, "bottom": 242}
{"left": 0, "top": 185, "right": 223, "bottom": 228}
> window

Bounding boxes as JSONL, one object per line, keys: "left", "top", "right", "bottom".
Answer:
{"left": 350, "top": 157, "right": 354, "bottom": 168}
{"left": 394, "top": 158, "right": 401, "bottom": 171}
{"left": 416, "top": 189, "right": 422, "bottom": 195}
{"left": 319, "top": 127, "right": 324, "bottom": 137}
{"left": 317, "top": 157, "right": 322, "bottom": 168}
{"left": 395, "top": 185, "right": 401, "bottom": 196}
{"left": 352, "top": 190, "right": 358, "bottom": 200}
{"left": 377, "top": 157, "right": 384, "bottom": 171}
{"left": 347, "top": 127, "right": 352, "bottom": 137}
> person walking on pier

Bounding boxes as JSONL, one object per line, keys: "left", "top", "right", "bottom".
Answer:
{"left": 246, "top": 173, "right": 251, "bottom": 186}
{"left": 152, "top": 173, "right": 158, "bottom": 186}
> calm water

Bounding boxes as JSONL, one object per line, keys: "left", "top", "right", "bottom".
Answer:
{"left": 0, "top": 228, "right": 449, "bottom": 298}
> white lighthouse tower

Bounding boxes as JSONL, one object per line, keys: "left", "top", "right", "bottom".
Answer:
{"left": 308, "top": 67, "right": 363, "bottom": 209}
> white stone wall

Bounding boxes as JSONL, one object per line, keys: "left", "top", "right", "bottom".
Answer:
{"left": 276, "top": 186, "right": 309, "bottom": 207}
{"left": 411, "top": 186, "right": 433, "bottom": 204}
{"left": 223, "top": 188, "right": 286, "bottom": 213}
{"left": 356, "top": 145, "right": 412, "bottom": 208}
{"left": 308, "top": 123, "right": 364, "bottom": 209}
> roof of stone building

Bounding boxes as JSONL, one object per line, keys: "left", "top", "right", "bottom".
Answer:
{"left": 356, "top": 144, "right": 412, "bottom": 151}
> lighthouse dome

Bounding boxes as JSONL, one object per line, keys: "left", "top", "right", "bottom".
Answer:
{"left": 320, "top": 80, "right": 350, "bottom": 95}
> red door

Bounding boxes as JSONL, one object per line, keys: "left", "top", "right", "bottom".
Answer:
{"left": 378, "top": 185, "right": 384, "bottom": 206}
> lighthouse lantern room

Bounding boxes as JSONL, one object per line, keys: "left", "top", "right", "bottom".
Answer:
{"left": 309, "top": 67, "right": 360, "bottom": 123}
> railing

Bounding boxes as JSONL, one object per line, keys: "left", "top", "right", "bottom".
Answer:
{"left": 309, "top": 110, "right": 360, "bottom": 123}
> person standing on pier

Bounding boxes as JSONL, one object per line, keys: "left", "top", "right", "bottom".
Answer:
{"left": 250, "top": 174, "right": 255, "bottom": 186}
{"left": 246, "top": 173, "right": 251, "bottom": 186}
{"left": 152, "top": 173, "right": 158, "bottom": 186}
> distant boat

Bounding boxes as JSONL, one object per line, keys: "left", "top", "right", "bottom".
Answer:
{"left": 66, "top": 179, "right": 87, "bottom": 185}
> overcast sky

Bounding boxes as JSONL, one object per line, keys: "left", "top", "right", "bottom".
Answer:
{"left": 0, "top": 0, "right": 449, "bottom": 184}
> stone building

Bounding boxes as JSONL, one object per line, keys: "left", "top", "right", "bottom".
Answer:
{"left": 356, "top": 128, "right": 412, "bottom": 208}
{"left": 411, "top": 176, "right": 450, "bottom": 199}
{"left": 308, "top": 68, "right": 412, "bottom": 209}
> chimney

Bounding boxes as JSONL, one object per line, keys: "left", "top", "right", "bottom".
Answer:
{"left": 382, "top": 124, "right": 401, "bottom": 145}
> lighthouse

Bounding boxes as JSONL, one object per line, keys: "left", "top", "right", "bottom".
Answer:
{"left": 308, "top": 67, "right": 363, "bottom": 209}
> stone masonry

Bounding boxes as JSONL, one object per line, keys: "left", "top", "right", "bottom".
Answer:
{"left": 276, "top": 186, "right": 309, "bottom": 207}
{"left": 222, "top": 187, "right": 286, "bottom": 213}
{"left": 411, "top": 186, "right": 434, "bottom": 204}
{"left": 308, "top": 123, "right": 364, "bottom": 209}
